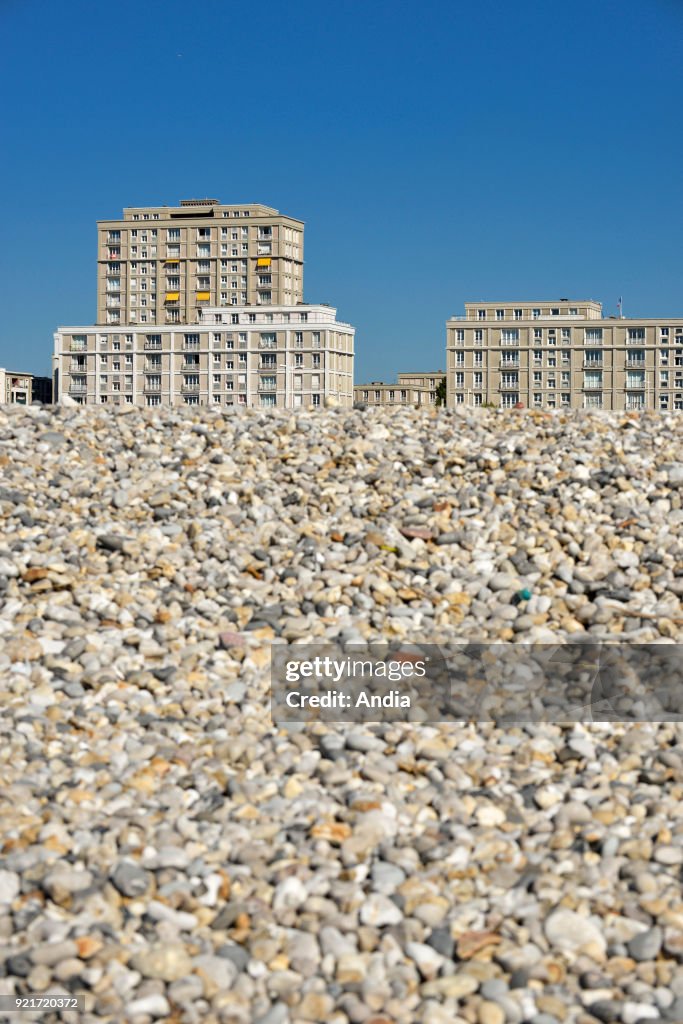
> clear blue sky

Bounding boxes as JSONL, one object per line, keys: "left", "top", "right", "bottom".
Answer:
{"left": 1, "top": 0, "right": 682, "bottom": 380}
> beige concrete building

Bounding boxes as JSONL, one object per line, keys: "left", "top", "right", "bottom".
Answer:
{"left": 53, "top": 304, "right": 354, "bottom": 409}
{"left": 354, "top": 371, "right": 445, "bottom": 407}
{"left": 98, "top": 199, "right": 304, "bottom": 327}
{"left": 446, "top": 300, "right": 683, "bottom": 412}
{"left": 0, "top": 369, "right": 33, "bottom": 404}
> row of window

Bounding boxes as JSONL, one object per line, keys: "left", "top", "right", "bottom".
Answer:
{"left": 455, "top": 327, "right": 683, "bottom": 343}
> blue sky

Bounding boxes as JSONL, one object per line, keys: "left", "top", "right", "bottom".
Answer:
{"left": 1, "top": 0, "right": 682, "bottom": 380}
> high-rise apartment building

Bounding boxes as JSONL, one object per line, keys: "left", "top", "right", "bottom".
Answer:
{"left": 98, "top": 199, "right": 304, "bottom": 327}
{"left": 54, "top": 199, "right": 355, "bottom": 407}
{"left": 53, "top": 304, "right": 354, "bottom": 408}
{"left": 446, "top": 300, "right": 683, "bottom": 412}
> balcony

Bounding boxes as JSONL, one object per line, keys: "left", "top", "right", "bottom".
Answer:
{"left": 583, "top": 359, "right": 603, "bottom": 368}
{"left": 499, "top": 381, "right": 520, "bottom": 390}
{"left": 583, "top": 380, "right": 603, "bottom": 390}
{"left": 144, "top": 341, "right": 162, "bottom": 350}
{"left": 70, "top": 342, "right": 87, "bottom": 352}
{"left": 68, "top": 384, "right": 87, "bottom": 394}
{"left": 70, "top": 362, "right": 87, "bottom": 373}
{"left": 259, "top": 362, "right": 277, "bottom": 370}
{"left": 499, "top": 359, "right": 520, "bottom": 368}
{"left": 182, "top": 361, "right": 200, "bottom": 372}
{"left": 181, "top": 383, "right": 200, "bottom": 393}
{"left": 626, "top": 358, "right": 646, "bottom": 368}
{"left": 144, "top": 382, "right": 161, "bottom": 393}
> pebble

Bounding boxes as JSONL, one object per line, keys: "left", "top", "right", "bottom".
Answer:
{"left": 0, "top": 404, "right": 681, "bottom": 1023}
{"left": 544, "top": 910, "right": 607, "bottom": 960}
{"left": 0, "top": 871, "right": 19, "bottom": 905}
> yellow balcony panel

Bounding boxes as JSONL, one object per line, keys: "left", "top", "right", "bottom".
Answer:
{"left": 165, "top": 292, "right": 180, "bottom": 301}
{"left": 257, "top": 257, "right": 271, "bottom": 267}
{"left": 196, "top": 291, "right": 211, "bottom": 301}
{"left": 165, "top": 259, "right": 180, "bottom": 265}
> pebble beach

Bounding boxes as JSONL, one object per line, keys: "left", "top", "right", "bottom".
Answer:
{"left": 0, "top": 402, "right": 682, "bottom": 1024}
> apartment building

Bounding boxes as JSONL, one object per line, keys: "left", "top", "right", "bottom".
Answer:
{"left": 98, "top": 199, "right": 304, "bottom": 327}
{"left": 0, "top": 369, "right": 33, "bottom": 404}
{"left": 53, "top": 304, "right": 354, "bottom": 409}
{"left": 354, "top": 371, "right": 445, "bottom": 407}
{"left": 446, "top": 300, "right": 683, "bottom": 412}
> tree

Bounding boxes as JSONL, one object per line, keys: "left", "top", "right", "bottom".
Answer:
{"left": 434, "top": 378, "right": 447, "bottom": 406}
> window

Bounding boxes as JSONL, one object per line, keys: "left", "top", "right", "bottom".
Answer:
{"left": 146, "top": 395, "right": 161, "bottom": 406}
{"left": 533, "top": 371, "right": 542, "bottom": 385}
{"left": 533, "top": 350, "right": 543, "bottom": 365}
{"left": 532, "top": 309, "right": 541, "bottom": 319}
{"left": 455, "top": 329, "right": 464, "bottom": 342}
{"left": 477, "top": 309, "right": 486, "bottom": 320}
{"left": 626, "top": 371, "right": 645, "bottom": 388}
{"left": 474, "top": 329, "right": 483, "bottom": 343}
{"left": 388, "top": 390, "right": 395, "bottom": 401}
{"left": 295, "top": 354, "right": 303, "bottom": 367}
{"left": 628, "top": 328, "right": 646, "bottom": 342}
{"left": 474, "top": 352, "right": 483, "bottom": 367}
{"left": 501, "top": 372, "right": 518, "bottom": 387}
{"left": 312, "top": 354, "right": 320, "bottom": 368}
{"left": 312, "top": 394, "right": 321, "bottom": 407}
{"left": 660, "top": 349, "right": 669, "bottom": 365}
{"left": 514, "top": 309, "right": 522, "bottom": 320}
{"left": 400, "top": 390, "right": 407, "bottom": 401}
{"left": 473, "top": 372, "right": 483, "bottom": 388}
{"left": 496, "top": 309, "right": 505, "bottom": 321}
{"left": 501, "top": 329, "right": 519, "bottom": 344}
{"left": 548, "top": 356, "right": 556, "bottom": 368}
{"left": 626, "top": 391, "right": 645, "bottom": 410}
{"left": 584, "top": 371, "right": 603, "bottom": 388}
{"left": 455, "top": 372, "right": 464, "bottom": 386}
{"left": 585, "top": 328, "right": 603, "bottom": 344}
{"left": 562, "top": 328, "right": 571, "bottom": 340}
{"left": 312, "top": 332, "right": 321, "bottom": 348}
{"left": 551, "top": 308, "right": 560, "bottom": 316}
{"left": 533, "top": 393, "right": 542, "bottom": 407}
{"left": 455, "top": 352, "right": 464, "bottom": 366}
{"left": 197, "top": 244, "right": 210, "bottom": 258}
{"left": 501, "top": 393, "right": 519, "bottom": 407}
{"left": 534, "top": 328, "right": 542, "bottom": 340}
{"left": 561, "top": 350, "right": 571, "bottom": 366}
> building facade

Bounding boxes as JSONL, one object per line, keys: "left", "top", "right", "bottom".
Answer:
{"left": 446, "top": 300, "right": 683, "bottom": 412}
{"left": 354, "top": 371, "right": 445, "bottom": 407}
{"left": 53, "top": 304, "right": 354, "bottom": 409}
{"left": 0, "top": 369, "right": 33, "bottom": 405}
{"left": 98, "top": 200, "right": 304, "bottom": 327}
